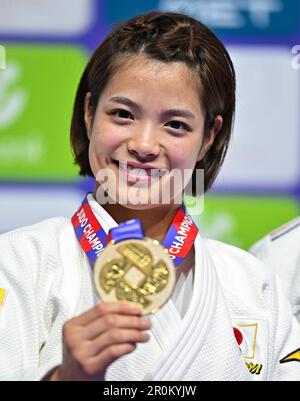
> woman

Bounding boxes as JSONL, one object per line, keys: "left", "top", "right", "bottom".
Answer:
{"left": 0, "top": 11, "right": 299, "bottom": 381}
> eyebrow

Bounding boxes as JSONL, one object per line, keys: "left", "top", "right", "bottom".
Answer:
{"left": 108, "top": 96, "right": 196, "bottom": 120}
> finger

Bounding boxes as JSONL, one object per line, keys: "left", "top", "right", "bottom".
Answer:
{"left": 85, "top": 328, "right": 150, "bottom": 357}
{"left": 83, "top": 314, "right": 152, "bottom": 340}
{"left": 82, "top": 343, "right": 136, "bottom": 378}
{"left": 75, "top": 301, "right": 143, "bottom": 326}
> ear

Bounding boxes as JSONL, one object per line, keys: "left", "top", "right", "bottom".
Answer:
{"left": 197, "top": 115, "right": 223, "bottom": 162}
{"left": 84, "top": 92, "right": 93, "bottom": 140}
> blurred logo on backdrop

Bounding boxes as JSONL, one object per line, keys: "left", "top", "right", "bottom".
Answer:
{"left": 159, "top": 0, "right": 298, "bottom": 36}
{"left": 105, "top": 0, "right": 300, "bottom": 39}
{"left": 0, "top": 45, "right": 87, "bottom": 181}
{"left": 0, "top": 61, "right": 27, "bottom": 130}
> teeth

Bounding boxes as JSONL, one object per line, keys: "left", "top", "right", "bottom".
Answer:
{"left": 118, "top": 161, "right": 128, "bottom": 171}
{"left": 132, "top": 168, "right": 147, "bottom": 176}
{"left": 117, "top": 161, "right": 166, "bottom": 177}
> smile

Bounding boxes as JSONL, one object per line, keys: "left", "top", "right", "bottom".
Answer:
{"left": 112, "top": 159, "right": 168, "bottom": 180}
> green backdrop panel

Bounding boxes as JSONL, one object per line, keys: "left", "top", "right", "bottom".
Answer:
{"left": 0, "top": 44, "right": 87, "bottom": 181}
{"left": 186, "top": 195, "right": 300, "bottom": 250}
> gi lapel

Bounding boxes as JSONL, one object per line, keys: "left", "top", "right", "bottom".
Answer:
{"left": 144, "top": 233, "right": 217, "bottom": 381}
{"left": 149, "top": 298, "right": 183, "bottom": 351}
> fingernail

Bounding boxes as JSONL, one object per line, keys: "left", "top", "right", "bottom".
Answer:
{"left": 142, "top": 319, "right": 152, "bottom": 327}
{"left": 142, "top": 332, "right": 150, "bottom": 340}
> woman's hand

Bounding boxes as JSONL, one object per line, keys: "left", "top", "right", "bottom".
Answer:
{"left": 49, "top": 301, "right": 151, "bottom": 381}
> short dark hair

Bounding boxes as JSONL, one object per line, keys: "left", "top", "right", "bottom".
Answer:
{"left": 70, "top": 11, "right": 236, "bottom": 193}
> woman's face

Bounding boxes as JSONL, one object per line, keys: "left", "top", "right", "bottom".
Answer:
{"left": 85, "top": 55, "right": 220, "bottom": 209}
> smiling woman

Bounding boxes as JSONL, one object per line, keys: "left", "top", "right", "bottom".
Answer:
{"left": 71, "top": 12, "right": 234, "bottom": 196}
{"left": 0, "top": 11, "right": 300, "bottom": 382}
{"left": 83, "top": 55, "right": 217, "bottom": 211}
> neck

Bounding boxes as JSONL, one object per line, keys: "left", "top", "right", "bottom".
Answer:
{"left": 93, "top": 187, "right": 181, "bottom": 244}
{"left": 101, "top": 201, "right": 180, "bottom": 244}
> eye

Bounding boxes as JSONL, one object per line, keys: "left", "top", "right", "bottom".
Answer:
{"left": 109, "top": 109, "right": 134, "bottom": 120}
{"left": 165, "top": 120, "right": 190, "bottom": 132}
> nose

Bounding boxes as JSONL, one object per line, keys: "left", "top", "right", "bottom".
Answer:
{"left": 127, "top": 127, "right": 160, "bottom": 162}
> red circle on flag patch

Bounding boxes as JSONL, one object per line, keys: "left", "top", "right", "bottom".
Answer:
{"left": 233, "top": 327, "right": 243, "bottom": 346}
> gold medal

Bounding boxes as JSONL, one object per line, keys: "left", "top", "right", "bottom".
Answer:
{"left": 94, "top": 238, "right": 176, "bottom": 315}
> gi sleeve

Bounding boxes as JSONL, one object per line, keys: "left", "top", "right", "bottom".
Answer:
{"left": 250, "top": 233, "right": 300, "bottom": 323}
{"left": 0, "top": 220, "right": 70, "bottom": 381}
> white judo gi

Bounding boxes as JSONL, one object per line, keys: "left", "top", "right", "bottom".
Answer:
{"left": 0, "top": 194, "right": 299, "bottom": 381}
{"left": 251, "top": 217, "right": 300, "bottom": 324}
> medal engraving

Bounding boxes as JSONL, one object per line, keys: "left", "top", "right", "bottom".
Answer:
{"left": 94, "top": 239, "right": 176, "bottom": 315}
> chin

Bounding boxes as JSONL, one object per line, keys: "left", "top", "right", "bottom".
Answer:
{"left": 96, "top": 173, "right": 183, "bottom": 209}
{"left": 119, "top": 201, "right": 162, "bottom": 211}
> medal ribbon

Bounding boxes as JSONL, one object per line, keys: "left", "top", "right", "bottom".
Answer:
{"left": 71, "top": 194, "right": 198, "bottom": 267}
